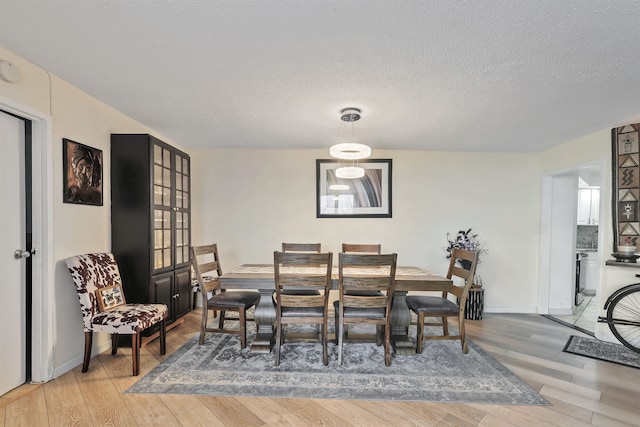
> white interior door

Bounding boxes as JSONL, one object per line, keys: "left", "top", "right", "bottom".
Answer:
{"left": 0, "top": 111, "right": 27, "bottom": 395}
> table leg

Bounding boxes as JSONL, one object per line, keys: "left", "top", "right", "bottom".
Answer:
{"left": 250, "top": 289, "right": 275, "bottom": 352}
{"left": 390, "top": 290, "right": 415, "bottom": 356}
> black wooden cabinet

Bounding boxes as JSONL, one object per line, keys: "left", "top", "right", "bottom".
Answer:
{"left": 111, "top": 134, "right": 191, "bottom": 327}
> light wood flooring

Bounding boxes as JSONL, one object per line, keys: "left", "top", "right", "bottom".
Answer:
{"left": 2, "top": 310, "right": 640, "bottom": 426}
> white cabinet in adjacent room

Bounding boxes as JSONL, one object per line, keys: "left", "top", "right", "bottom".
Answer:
{"left": 578, "top": 188, "right": 600, "bottom": 225}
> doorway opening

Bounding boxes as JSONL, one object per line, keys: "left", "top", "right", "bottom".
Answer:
{"left": 541, "top": 163, "right": 603, "bottom": 335}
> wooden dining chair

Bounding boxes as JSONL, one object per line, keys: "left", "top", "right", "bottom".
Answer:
{"left": 336, "top": 243, "right": 384, "bottom": 338}
{"left": 191, "top": 244, "right": 260, "bottom": 349}
{"left": 336, "top": 253, "right": 397, "bottom": 366}
{"left": 273, "top": 251, "right": 333, "bottom": 366}
{"left": 406, "top": 248, "right": 479, "bottom": 354}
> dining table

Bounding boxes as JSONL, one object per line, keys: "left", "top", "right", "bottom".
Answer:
{"left": 218, "top": 264, "right": 452, "bottom": 355}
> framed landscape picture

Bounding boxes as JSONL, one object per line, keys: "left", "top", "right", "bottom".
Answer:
{"left": 316, "top": 158, "right": 392, "bottom": 218}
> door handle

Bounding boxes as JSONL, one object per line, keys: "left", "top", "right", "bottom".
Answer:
{"left": 14, "top": 249, "right": 34, "bottom": 259}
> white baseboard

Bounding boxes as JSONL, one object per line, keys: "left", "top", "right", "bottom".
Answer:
{"left": 547, "top": 308, "right": 574, "bottom": 315}
{"left": 52, "top": 340, "right": 111, "bottom": 379}
{"left": 484, "top": 307, "right": 538, "bottom": 314}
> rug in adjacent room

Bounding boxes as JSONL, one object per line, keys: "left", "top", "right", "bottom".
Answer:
{"left": 563, "top": 335, "right": 640, "bottom": 369}
{"left": 127, "top": 328, "right": 548, "bottom": 405}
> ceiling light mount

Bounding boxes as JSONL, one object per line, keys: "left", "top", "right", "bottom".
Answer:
{"left": 340, "top": 108, "right": 361, "bottom": 123}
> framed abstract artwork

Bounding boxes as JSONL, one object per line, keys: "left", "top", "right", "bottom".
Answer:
{"left": 316, "top": 158, "right": 392, "bottom": 218}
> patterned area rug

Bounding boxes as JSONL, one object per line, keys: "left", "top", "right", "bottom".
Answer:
{"left": 563, "top": 335, "right": 640, "bottom": 369}
{"left": 127, "top": 324, "right": 547, "bottom": 405}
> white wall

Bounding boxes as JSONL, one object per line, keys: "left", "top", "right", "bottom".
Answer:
{"left": 191, "top": 149, "right": 542, "bottom": 313}
{"left": 0, "top": 45, "right": 182, "bottom": 375}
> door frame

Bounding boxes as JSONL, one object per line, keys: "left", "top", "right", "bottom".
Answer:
{"left": 538, "top": 160, "right": 606, "bottom": 316}
{"left": 1, "top": 95, "right": 54, "bottom": 383}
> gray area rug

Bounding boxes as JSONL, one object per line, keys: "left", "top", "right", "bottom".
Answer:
{"left": 563, "top": 335, "right": 640, "bottom": 369}
{"left": 127, "top": 324, "right": 547, "bottom": 405}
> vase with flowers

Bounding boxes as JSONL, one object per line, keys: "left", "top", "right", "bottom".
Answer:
{"left": 446, "top": 228, "right": 487, "bottom": 288}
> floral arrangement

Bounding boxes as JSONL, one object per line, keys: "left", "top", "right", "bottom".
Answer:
{"left": 446, "top": 228, "right": 485, "bottom": 258}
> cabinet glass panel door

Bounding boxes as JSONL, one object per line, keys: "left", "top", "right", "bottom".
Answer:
{"left": 175, "top": 153, "right": 190, "bottom": 265}
{"left": 153, "top": 144, "right": 173, "bottom": 270}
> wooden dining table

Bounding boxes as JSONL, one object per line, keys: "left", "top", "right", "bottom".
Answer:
{"left": 218, "top": 264, "right": 452, "bottom": 355}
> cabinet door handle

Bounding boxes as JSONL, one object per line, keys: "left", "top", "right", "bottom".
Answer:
{"left": 172, "top": 293, "right": 180, "bottom": 299}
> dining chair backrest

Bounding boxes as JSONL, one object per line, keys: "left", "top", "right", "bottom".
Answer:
{"left": 282, "top": 243, "right": 322, "bottom": 253}
{"left": 445, "top": 248, "right": 479, "bottom": 302}
{"left": 274, "top": 251, "right": 333, "bottom": 307}
{"left": 191, "top": 243, "right": 223, "bottom": 295}
{"left": 341, "top": 243, "right": 382, "bottom": 254}
{"left": 338, "top": 253, "right": 397, "bottom": 309}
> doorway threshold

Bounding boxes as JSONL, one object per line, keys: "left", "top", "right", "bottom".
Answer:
{"left": 542, "top": 314, "right": 595, "bottom": 337}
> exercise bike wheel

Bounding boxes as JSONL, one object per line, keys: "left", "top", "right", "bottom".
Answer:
{"left": 606, "top": 287, "right": 640, "bottom": 354}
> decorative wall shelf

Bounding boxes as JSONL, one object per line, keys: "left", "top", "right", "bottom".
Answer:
{"left": 605, "top": 260, "right": 640, "bottom": 268}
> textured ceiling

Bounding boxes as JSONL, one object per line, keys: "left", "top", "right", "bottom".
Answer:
{"left": 1, "top": 0, "right": 639, "bottom": 152}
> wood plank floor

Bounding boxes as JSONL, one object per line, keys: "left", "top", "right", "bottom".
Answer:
{"left": 2, "top": 311, "right": 640, "bottom": 426}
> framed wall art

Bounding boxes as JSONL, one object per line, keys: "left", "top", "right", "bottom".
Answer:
{"left": 612, "top": 123, "right": 640, "bottom": 250}
{"left": 316, "top": 158, "right": 392, "bottom": 218}
{"left": 63, "top": 138, "right": 103, "bottom": 206}
{"left": 95, "top": 284, "right": 126, "bottom": 312}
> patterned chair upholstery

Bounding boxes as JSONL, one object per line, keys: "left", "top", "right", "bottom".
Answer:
{"left": 65, "top": 253, "right": 167, "bottom": 376}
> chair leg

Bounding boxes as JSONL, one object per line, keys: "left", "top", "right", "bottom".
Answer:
{"left": 384, "top": 321, "right": 392, "bottom": 367}
{"left": 338, "top": 316, "right": 344, "bottom": 366}
{"left": 218, "top": 310, "right": 226, "bottom": 329}
{"left": 442, "top": 316, "right": 449, "bottom": 336}
{"left": 199, "top": 303, "right": 209, "bottom": 345}
{"left": 111, "top": 333, "right": 118, "bottom": 355}
{"left": 274, "top": 320, "right": 282, "bottom": 366}
{"left": 322, "top": 319, "right": 328, "bottom": 366}
{"left": 376, "top": 325, "right": 383, "bottom": 346}
{"left": 416, "top": 313, "right": 424, "bottom": 354}
{"left": 239, "top": 309, "right": 247, "bottom": 349}
{"left": 82, "top": 331, "right": 93, "bottom": 373}
{"left": 459, "top": 314, "right": 468, "bottom": 354}
{"left": 334, "top": 309, "right": 339, "bottom": 344}
{"left": 132, "top": 332, "right": 141, "bottom": 376}
{"left": 159, "top": 319, "right": 167, "bottom": 355}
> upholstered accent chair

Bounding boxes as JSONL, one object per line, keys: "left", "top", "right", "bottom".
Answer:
{"left": 406, "top": 248, "right": 479, "bottom": 354}
{"left": 65, "top": 253, "right": 167, "bottom": 376}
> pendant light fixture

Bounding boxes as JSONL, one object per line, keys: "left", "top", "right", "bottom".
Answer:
{"left": 330, "top": 108, "right": 371, "bottom": 179}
